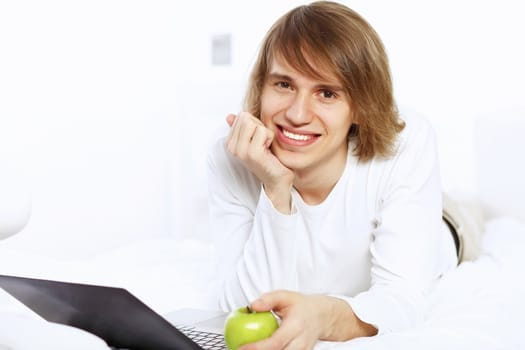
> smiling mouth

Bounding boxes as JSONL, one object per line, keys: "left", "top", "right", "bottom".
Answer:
{"left": 282, "top": 128, "right": 313, "bottom": 141}
{"left": 278, "top": 127, "right": 320, "bottom": 145}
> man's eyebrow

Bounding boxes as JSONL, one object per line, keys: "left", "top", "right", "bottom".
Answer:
{"left": 267, "top": 71, "right": 345, "bottom": 92}
{"left": 267, "top": 72, "right": 292, "bottom": 81}
{"left": 316, "top": 83, "right": 345, "bottom": 92}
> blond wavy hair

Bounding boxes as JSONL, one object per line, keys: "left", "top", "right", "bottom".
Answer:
{"left": 243, "top": 1, "right": 405, "bottom": 161}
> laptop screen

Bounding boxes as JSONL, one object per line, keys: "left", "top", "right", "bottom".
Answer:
{"left": 0, "top": 274, "right": 202, "bottom": 350}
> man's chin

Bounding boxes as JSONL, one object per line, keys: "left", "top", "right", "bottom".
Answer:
{"left": 277, "top": 157, "right": 304, "bottom": 173}
{"left": 272, "top": 147, "right": 310, "bottom": 171}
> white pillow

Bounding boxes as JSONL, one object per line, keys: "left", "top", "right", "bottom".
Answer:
{"left": 0, "top": 163, "right": 31, "bottom": 240}
{"left": 0, "top": 313, "right": 110, "bottom": 350}
{"left": 474, "top": 114, "right": 525, "bottom": 222}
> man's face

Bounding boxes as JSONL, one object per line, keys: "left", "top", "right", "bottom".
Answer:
{"left": 260, "top": 57, "right": 354, "bottom": 177}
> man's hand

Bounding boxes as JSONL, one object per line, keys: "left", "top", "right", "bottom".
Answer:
{"left": 238, "top": 290, "right": 377, "bottom": 350}
{"left": 226, "top": 112, "right": 294, "bottom": 214}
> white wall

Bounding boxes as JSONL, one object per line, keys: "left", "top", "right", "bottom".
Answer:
{"left": 359, "top": 0, "right": 525, "bottom": 194}
{"left": 0, "top": 1, "right": 181, "bottom": 258}
{"left": 1, "top": 0, "right": 523, "bottom": 258}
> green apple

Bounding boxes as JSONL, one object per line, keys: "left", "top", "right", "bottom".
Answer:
{"left": 223, "top": 306, "right": 279, "bottom": 350}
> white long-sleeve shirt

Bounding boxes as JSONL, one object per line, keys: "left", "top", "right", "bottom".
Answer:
{"left": 206, "top": 111, "right": 457, "bottom": 334}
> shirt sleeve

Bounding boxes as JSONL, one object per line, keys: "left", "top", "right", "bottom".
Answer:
{"left": 207, "top": 139, "right": 299, "bottom": 311}
{"left": 336, "top": 116, "right": 444, "bottom": 334}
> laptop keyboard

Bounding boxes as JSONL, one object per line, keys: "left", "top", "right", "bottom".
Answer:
{"left": 177, "top": 325, "right": 227, "bottom": 350}
{"left": 109, "top": 325, "right": 227, "bottom": 350}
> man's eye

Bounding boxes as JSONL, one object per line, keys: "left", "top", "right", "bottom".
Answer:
{"left": 321, "top": 90, "right": 336, "bottom": 99}
{"left": 277, "top": 81, "right": 290, "bottom": 89}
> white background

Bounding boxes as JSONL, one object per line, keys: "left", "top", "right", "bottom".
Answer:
{"left": 1, "top": 0, "right": 524, "bottom": 258}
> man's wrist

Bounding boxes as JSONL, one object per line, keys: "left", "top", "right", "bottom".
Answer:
{"left": 263, "top": 183, "right": 293, "bottom": 214}
{"left": 322, "top": 296, "right": 378, "bottom": 341}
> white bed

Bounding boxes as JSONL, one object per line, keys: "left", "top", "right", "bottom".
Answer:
{"left": 1, "top": 116, "right": 525, "bottom": 350}
{"left": 1, "top": 218, "right": 524, "bottom": 350}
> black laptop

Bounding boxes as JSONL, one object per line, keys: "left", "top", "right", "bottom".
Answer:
{"left": 0, "top": 274, "right": 228, "bottom": 350}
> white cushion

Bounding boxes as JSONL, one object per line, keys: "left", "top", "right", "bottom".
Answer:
{"left": 474, "top": 114, "right": 525, "bottom": 222}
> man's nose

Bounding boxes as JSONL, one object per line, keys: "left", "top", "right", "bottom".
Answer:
{"left": 284, "top": 93, "right": 313, "bottom": 125}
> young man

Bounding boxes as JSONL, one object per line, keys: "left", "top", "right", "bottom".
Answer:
{"left": 207, "top": 2, "right": 474, "bottom": 349}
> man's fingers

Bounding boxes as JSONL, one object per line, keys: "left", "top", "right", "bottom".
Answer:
{"left": 227, "top": 113, "right": 249, "bottom": 155}
{"left": 250, "top": 125, "right": 273, "bottom": 150}
{"left": 227, "top": 112, "right": 268, "bottom": 158}
{"left": 235, "top": 120, "right": 258, "bottom": 156}
{"left": 250, "top": 290, "right": 298, "bottom": 312}
{"left": 226, "top": 113, "right": 236, "bottom": 127}
{"left": 226, "top": 113, "right": 238, "bottom": 150}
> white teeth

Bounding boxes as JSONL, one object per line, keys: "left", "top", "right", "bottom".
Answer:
{"left": 282, "top": 128, "right": 312, "bottom": 141}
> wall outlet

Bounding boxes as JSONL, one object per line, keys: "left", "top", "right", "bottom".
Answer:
{"left": 211, "top": 33, "right": 232, "bottom": 66}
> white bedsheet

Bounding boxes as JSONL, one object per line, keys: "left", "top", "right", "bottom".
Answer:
{"left": 338, "top": 217, "right": 525, "bottom": 350}
{"left": 1, "top": 217, "right": 524, "bottom": 350}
